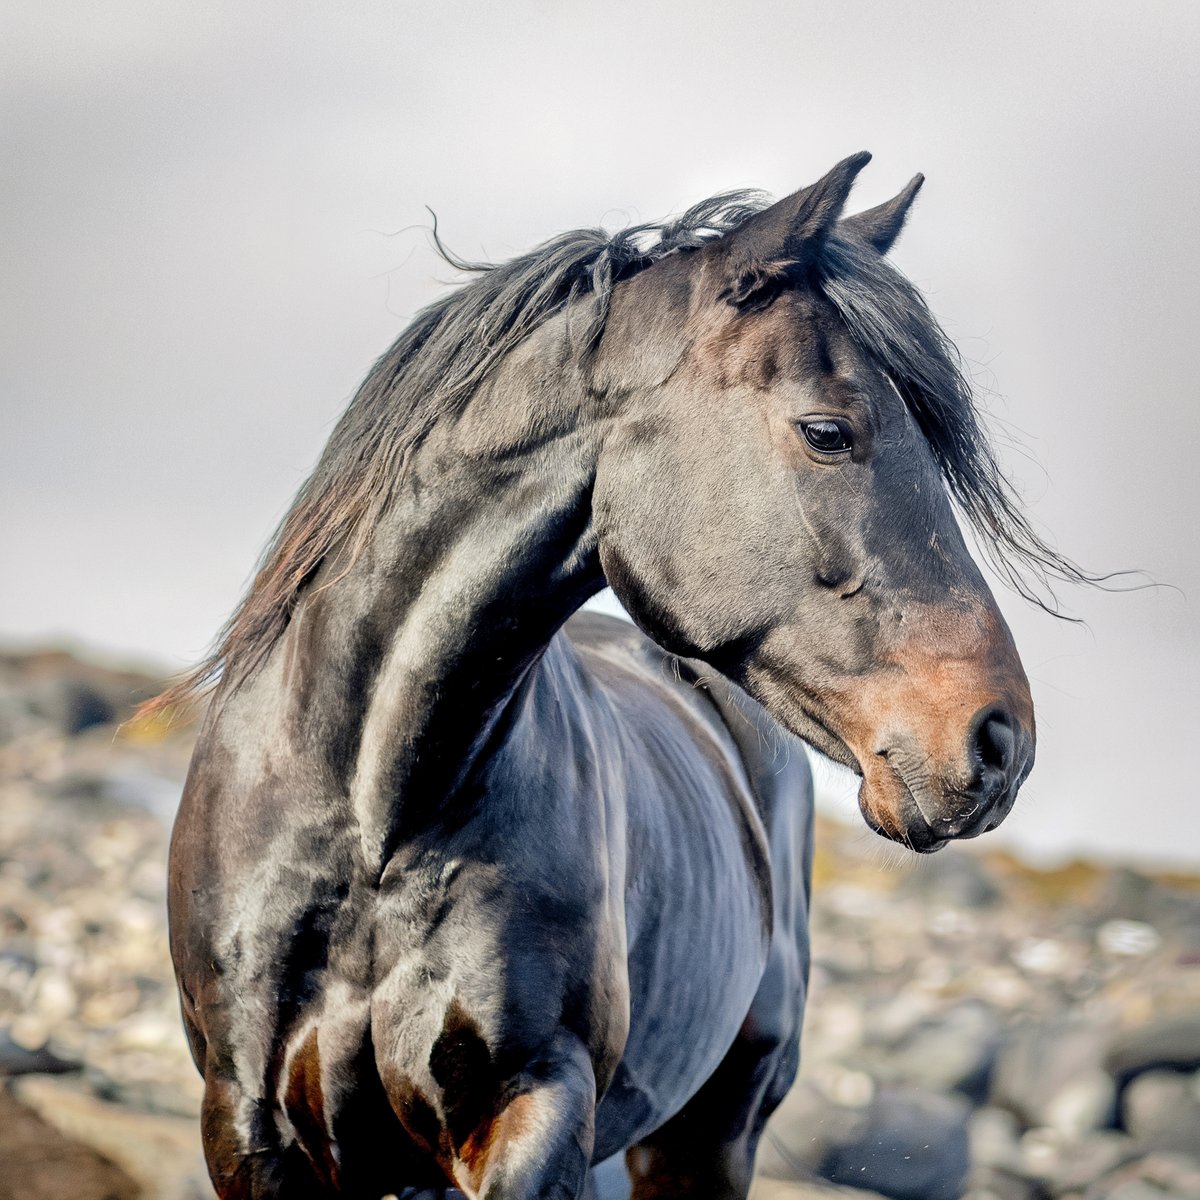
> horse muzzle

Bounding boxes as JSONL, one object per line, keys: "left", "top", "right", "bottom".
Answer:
{"left": 857, "top": 700, "right": 1035, "bottom": 853}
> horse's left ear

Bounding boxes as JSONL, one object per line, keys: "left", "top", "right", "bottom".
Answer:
{"left": 719, "top": 152, "right": 872, "bottom": 305}
{"left": 840, "top": 173, "right": 925, "bottom": 255}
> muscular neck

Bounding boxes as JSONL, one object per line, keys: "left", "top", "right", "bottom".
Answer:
{"left": 236, "top": 318, "right": 608, "bottom": 867}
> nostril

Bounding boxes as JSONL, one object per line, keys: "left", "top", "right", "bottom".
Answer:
{"left": 972, "top": 706, "right": 1016, "bottom": 776}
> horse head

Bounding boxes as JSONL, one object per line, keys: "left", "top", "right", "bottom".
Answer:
{"left": 593, "top": 153, "right": 1035, "bottom": 853}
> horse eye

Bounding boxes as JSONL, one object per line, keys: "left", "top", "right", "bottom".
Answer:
{"left": 799, "top": 418, "right": 854, "bottom": 456}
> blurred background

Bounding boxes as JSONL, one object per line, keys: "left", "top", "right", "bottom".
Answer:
{"left": 2, "top": 4, "right": 1198, "bottom": 1199}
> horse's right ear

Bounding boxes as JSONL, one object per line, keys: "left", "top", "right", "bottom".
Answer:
{"left": 719, "top": 152, "right": 872, "bottom": 306}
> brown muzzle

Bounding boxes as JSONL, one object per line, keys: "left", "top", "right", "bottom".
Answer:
{"left": 832, "top": 603, "right": 1035, "bottom": 853}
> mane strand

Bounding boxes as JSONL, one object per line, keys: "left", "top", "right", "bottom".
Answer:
{"left": 139, "top": 191, "right": 1116, "bottom": 725}
{"left": 817, "top": 235, "right": 1113, "bottom": 616}
{"left": 139, "top": 191, "right": 769, "bottom": 720}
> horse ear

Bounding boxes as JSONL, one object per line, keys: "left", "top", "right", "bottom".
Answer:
{"left": 841, "top": 173, "right": 925, "bottom": 254}
{"left": 719, "top": 151, "right": 872, "bottom": 305}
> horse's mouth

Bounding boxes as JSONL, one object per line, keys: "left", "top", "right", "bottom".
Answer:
{"left": 860, "top": 759, "right": 950, "bottom": 854}
{"left": 767, "top": 691, "right": 949, "bottom": 852}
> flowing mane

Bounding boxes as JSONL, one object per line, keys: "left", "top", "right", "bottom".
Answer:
{"left": 145, "top": 191, "right": 1092, "bottom": 719}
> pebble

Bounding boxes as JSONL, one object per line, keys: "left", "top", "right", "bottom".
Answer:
{"left": 877, "top": 1001, "right": 1001, "bottom": 1100}
{"left": 960, "top": 1166, "right": 1039, "bottom": 1200}
{"left": 1097, "top": 920, "right": 1162, "bottom": 958}
{"left": 1120, "top": 1069, "right": 1200, "bottom": 1155}
{"left": 990, "top": 1019, "right": 1113, "bottom": 1129}
{"left": 1043, "top": 1068, "right": 1117, "bottom": 1138}
{"left": 1106, "top": 1014, "right": 1200, "bottom": 1082}
{"left": 1086, "top": 1151, "right": 1200, "bottom": 1199}
{"left": 761, "top": 1083, "right": 971, "bottom": 1200}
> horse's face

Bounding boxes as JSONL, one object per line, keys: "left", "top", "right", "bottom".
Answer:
{"left": 594, "top": 155, "right": 1034, "bottom": 853}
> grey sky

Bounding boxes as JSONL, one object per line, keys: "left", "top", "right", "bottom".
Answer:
{"left": 3, "top": 2, "right": 1198, "bottom": 864}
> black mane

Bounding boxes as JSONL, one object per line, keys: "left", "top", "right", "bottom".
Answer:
{"left": 148, "top": 190, "right": 1091, "bottom": 715}
{"left": 150, "top": 192, "right": 770, "bottom": 711}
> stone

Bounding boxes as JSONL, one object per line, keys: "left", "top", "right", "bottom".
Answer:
{"left": 6, "top": 648, "right": 162, "bottom": 737}
{"left": 968, "top": 1106, "right": 1023, "bottom": 1172}
{"left": 0, "top": 1029, "right": 80, "bottom": 1077}
{"left": 1085, "top": 1152, "right": 1200, "bottom": 1198}
{"left": 1094, "top": 869, "right": 1161, "bottom": 924}
{"left": 758, "top": 1081, "right": 846, "bottom": 1179}
{"left": 1011, "top": 937, "right": 1076, "bottom": 978}
{"left": 1120, "top": 1069, "right": 1200, "bottom": 1155}
{"left": 13, "top": 1074, "right": 209, "bottom": 1200}
{"left": 750, "top": 1179, "right": 888, "bottom": 1199}
{"left": 825, "top": 1087, "right": 971, "bottom": 1200}
{"left": 960, "top": 1166, "right": 1040, "bottom": 1200}
{"left": 1098, "top": 1184, "right": 1174, "bottom": 1200}
{"left": 1105, "top": 1014, "right": 1200, "bottom": 1084}
{"left": 1017, "top": 1129, "right": 1137, "bottom": 1193}
{"left": 0, "top": 1087, "right": 139, "bottom": 1200}
{"left": 990, "top": 1019, "right": 1112, "bottom": 1128}
{"left": 1043, "top": 1069, "right": 1118, "bottom": 1138}
{"left": 1096, "top": 921, "right": 1161, "bottom": 959}
{"left": 880, "top": 1001, "right": 1002, "bottom": 1101}
{"left": 902, "top": 847, "right": 1001, "bottom": 908}
{"left": 760, "top": 1081, "right": 973, "bottom": 1199}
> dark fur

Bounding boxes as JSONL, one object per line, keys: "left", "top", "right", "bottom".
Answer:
{"left": 167, "top": 155, "right": 1050, "bottom": 1199}
{"left": 149, "top": 173, "right": 1089, "bottom": 718}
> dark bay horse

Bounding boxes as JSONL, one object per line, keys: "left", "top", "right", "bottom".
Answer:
{"left": 154, "top": 153, "right": 1074, "bottom": 1199}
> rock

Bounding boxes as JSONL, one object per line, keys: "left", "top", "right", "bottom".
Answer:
{"left": 57, "top": 681, "right": 119, "bottom": 736}
{"left": 12, "top": 1074, "right": 209, "bottom": 1200}
{"left": 1120, "top": 1069, "right": 1200, "bottom": 1155}
{"left": 821, "top": 1087, "right": 971, "bottom": 1200}
{"left": 0, "top": 648, "right": 163, "bottom": 738}
{"left": 1105, "top": 1014, "right": 1200, "bottom": 1083}
{"left": 1011, "top": 936, "right": 1077, "bottom": 978}
{"left": 990, "top": 1019, "right": 1112, "bottom": 1128}
{"left": 879, "top": 1001, "right": 1002, "bottom": 1101}
{"left": 758, "top": 1081, "right": 842, "bottom": 1179}
{"left": 1043, "top": 1069, "right": 1117, "bottom": 1138}
{"left": 1096, "top": 1184, "right": 1171, "bottom": 1200}
{"left": 960, "top": 1165, "right": 1040, "bottom": 1200}
{"left": 0, "top": 1029, "right": 81, "bottom": 1077}
{"left": 1096, "top": 921, "right": 1161, "bottom": 959}
{"left": 1094, "top": 869, "right": 1161, "bottom": 924}
{"left": 762, "top": 1080, "right": 971, "bottom": 1200}
{"left": 750, "top": 1179, "right": 888, "bottom": 1199}
{"left": 968, "top": 1106, "right": 1023, "bottom": 1172}
{"left": 0, "top": 1086, "right": 139, "bottom": 1200}
{"left": 1084, "top": 1151, "right": 1200, "bottom": 1198}
{"left": 1017, "top": 1128, "right": 1137, "bottom": 1193}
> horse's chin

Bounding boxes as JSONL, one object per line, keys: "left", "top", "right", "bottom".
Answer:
{"left": 857, "top": 795, "right": 950, "bottom": 854}
{"left": 856, "top": 753, "right": 954, "bottom": 854}
{"left": 742, "top": 674, "right": 1010, "bottom": 855}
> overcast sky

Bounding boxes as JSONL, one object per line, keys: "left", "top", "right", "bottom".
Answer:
{"left": 4, "top": 2, "right": 1198, "bottom": 865}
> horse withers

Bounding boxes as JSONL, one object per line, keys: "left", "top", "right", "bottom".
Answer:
{"left": 154, "top": 153, "right": 1070, "bottom": 1199}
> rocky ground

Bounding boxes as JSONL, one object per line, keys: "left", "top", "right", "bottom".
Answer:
{"left": 1, "top": 647, "right": 1198, "bottom": 1200}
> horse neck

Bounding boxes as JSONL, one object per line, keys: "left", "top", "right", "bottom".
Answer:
{"left": 241, "top": 321, "right": 607, "bottom": 866}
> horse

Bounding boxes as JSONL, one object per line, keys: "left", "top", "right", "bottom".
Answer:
{"left": 153, "top": 152, "right": 1075, "bottom": 1199}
